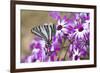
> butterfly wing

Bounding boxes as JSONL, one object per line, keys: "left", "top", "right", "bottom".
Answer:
{"left": 31, "top": 23, "right": 56, "bottom": 44}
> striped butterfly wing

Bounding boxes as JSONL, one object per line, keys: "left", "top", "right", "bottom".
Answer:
{"left": 31, "top": 23, "right": 56, "bottom": 44}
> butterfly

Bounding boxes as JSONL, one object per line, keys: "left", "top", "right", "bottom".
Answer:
{"left": 31, "top": 23, "right": 56, "bottom": 49}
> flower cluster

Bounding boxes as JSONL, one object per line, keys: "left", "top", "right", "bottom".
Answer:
{"left": 21, "top": 11, "right": 90, "bottom": 63}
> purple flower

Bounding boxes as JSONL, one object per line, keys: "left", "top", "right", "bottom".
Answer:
{"left": 26, "top": 54, "right": 37, "bottom": 62}
{"left": 64, "top": 13, "right": 90, "bottom": 43}
{"left": 72, "top": 47, "right": 87, "bottom": 61}
{"left": 79, "top": 13, "right": 90, "bottom": 21}
{"left": 49, "top": 11, "right": 69, "bottom": 38}
{"left": 30, "top": 38, "right": 46, "bottom": 50}
{"left": 73, "top": 13, "right": 90, "bottom": 24}
{"left": 73, "top": 23, "right": 89, "bottom": 41}
{"left": 26, "top": 38, "right": 47, "bottom": 62}
{"left": 55, "top": 16, "right": 68, "bottom": 38}
{"left": 48, "top": 52, "right": 57, "bottom": 61}
{"left": 49, "top": 11, "right": 61, "bottom": 20}
{"left": 68, "top": 40, "right": 88, "bottom": 61}
{"left": 24, "top": 47, "right": 47, "bottom": 62}
{"left": 51, "top": 40, "right": 61, "bottom": 52}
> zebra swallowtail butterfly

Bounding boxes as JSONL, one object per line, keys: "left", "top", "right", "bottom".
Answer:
{"left": 31, "top": 23, "right": 56, "bottom": 48}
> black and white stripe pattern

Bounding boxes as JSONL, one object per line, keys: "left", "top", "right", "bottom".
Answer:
{"left": 31, "top": 23, "right": 56, "bottom": 44}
